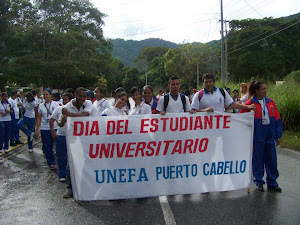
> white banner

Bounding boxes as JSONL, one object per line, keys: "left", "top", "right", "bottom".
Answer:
{"left": 66, "top": 112, "right": 254, "bottom": 201}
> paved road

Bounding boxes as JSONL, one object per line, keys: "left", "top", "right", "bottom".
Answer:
{"left": 0, "top": 141, "right": 299, "bottom": 225}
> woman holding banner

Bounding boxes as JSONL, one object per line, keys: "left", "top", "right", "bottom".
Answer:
{"left": 241, "top": 80, "right": 283, "bottom": 192}
{"left": 130, "top": 87, "right": 151, "bottom": 115}
{"left": 102, "top": 92, "right": 129, "bottom": 116}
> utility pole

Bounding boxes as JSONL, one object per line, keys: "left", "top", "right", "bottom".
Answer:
{"left": 220, "top": 0, "right": 225, "bottom": 86}
{"left": 224, "top": 20, "right": 228, "bottom": 82}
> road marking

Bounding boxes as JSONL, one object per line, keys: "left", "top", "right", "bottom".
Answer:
{"left": 159, "top": 195, "right": 176, "bottom": 225}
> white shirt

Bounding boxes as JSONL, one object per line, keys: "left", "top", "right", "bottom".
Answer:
{"left": 129, "top": 102, "right": 152, "bottom": 115}
{"left": 258, "top": 98, "right": 270, "bottom": 125}
{"left": 23, "top": 99, "right": 37, "bottom": 118}
{"left": 50, "top": 106, "right": 65, "bottom": 136}
{"left": 191, "top": 88, "right": 233, "bottom": 112}
{"left": 102, "top": 106, "right": 127, "bottom": 116}
{"left": 93, "top": 99, "right": 110, "bottom": 116}
{"left": 8, "top": 97, "right": 21, "bottom": 119}
{"left": 38, "top": 101, "right": 59, "bottom": 130}
{"left": 240, "top": 93, "right": 249, "bottom": 105}
{"left": 157, "top": 94, "right": 191, "bottom": 113}
{"left": 0, "top": 101, "right": 12, "bottom": 121}
{"left": 63, "top": 99, "right": 93, "bottom": 115}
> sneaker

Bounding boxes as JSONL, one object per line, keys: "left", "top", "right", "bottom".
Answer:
{"left": 28, "top": 148, "right": 33, "bottom": 153}
{"left": 49, "top": 165, "right": 55, "bottom": 170}
{"left": 63, "top": 189, "right": 73, "bottom": 198}
{"left": 257, "top": 185, "right": 264, "bottom": 192}
{"left": 4, "top": 149, "right": 9, "bottom": 153}
{"left": 268, "top": 185, "right": 282, "bottom": 192}
{"left": 16, "top": 140, "right": 24, "bottom": 144}
{"left": 59, "top": 178, "right": 66, "bottom": 182}
{"left": 10, "top": 143, "right": 17, "bottom": 146}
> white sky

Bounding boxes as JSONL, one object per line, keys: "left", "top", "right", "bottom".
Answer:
{"left": 90, "top": 0, "right": 300, "bottom": 44}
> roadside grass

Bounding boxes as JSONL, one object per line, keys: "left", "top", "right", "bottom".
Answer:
{"left": 280, "top": 130, "right": 300, "bottom": 151}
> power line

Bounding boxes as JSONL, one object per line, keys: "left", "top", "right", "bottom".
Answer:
{"left": 242, "top": 0, "right": 264, "bottom": 18}
{"left": 228, "top": 20, "right": 300, "bottom": 54}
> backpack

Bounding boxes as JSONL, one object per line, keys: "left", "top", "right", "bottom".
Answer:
{"left": 163, "top": 93, "right": 187, "bottom": 112}
{"left": 198, "top": 88, "right": 226, "bottom": 102}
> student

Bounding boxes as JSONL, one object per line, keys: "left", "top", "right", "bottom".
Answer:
{"left": 17, "top": 91, "right": 37, "bottom": 152}
{"left": 93, "top": 87, "right": 110, "bottom": 116}
{"left": 156, "top": 89, "right": 164, "bottom": 99}
{"left": 142, "top": 85, "right": 158, "bottom": 114}
{"left": 0, "top": 92, "right": 13, "bottom": 153}
{"left": 102, "top": 92, "right": 129, "bottom": 116}
{"left": 157, "top": 76, "right": 191, "bottom": 114}
{"left": 86, "top": 90, "right": 98, "bottom": 116}
{"left": 8, "top": 90, "right": 23, "bottom": 145}
{"left": 61, "top": 87, "right": 93, "bottom": 198}
{"left": 50, "top": 93, "right": 73, "bottom": 182}
{"left": 240, "top": 83, "right": 249, "bottom": 104}
{"left": 129, "top": 87, "right": 151, "bottom": 115}
{"left": 240, "top": 80, "right": 283, "bottom": 192}
{"left": 35, "top": 88, "right": 59, "bottom": 169}
{"left": 191, "top": 73, "right": 255, "bottom": 113}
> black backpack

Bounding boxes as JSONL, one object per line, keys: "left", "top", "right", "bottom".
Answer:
{"left": 163, "top": 93, "right": 187, "bottom": 112}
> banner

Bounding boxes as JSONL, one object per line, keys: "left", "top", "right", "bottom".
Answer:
{"left": 66, "top": 112, "right": 254, "bottom": 201}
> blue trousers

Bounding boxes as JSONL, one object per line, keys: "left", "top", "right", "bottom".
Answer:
{"left": 0, "top": 121, "right": 12, "bottom": 150}
{"left": 41, "top": 130, "right": 55, "bottom": 166}
{"left": 10, "top": 117, "right": 20, "bottom": 143}
{"left": 253, "top": 124, "right": 279, "bottom": 187}
{"left": 17, "top": 117, "right": 35, "bottom": 149}
{"left": 55, "top": 136, "right": 67, "bottom": 179}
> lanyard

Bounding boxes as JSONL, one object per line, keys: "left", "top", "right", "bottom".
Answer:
{"left": 97, "top": 99, "right": 105, "bottom": 108}
{"left": 262, "top": 98, "right": 266, "bottom": 117}
{"left": 1, "top": 101, "right": 9, "bottom": 111}
{"left": 45, "top": 102, "right": 52, "bottom": 117}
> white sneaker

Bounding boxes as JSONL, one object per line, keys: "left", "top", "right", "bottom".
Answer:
{"left": 59, "top": 178, "right": 66, "bottom": 182}
{"left": 28, "top": 148, "right": 33, "bottom": 153}
{"left": 4, "top": 149, "right": 9, "bottom": 153}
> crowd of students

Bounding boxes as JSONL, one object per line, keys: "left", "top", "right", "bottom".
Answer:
{"left": 0, "top": 72, "right": 283, "bottom": 198}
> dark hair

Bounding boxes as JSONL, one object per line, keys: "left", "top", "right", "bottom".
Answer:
{"left": 95, "top": 87, "right": 104, "bottom": 93}
{"left": 1, "top": 92, "right": 8, "bottom": 97}
{"left": 233, "top": 89, "right": 239, "bottom": 93}
{"left": 111, "top": 90, "right": 116, "bottom": 95}
{"left": 11, "top": 90, "right": 18, "bottom": 96}
{"left": 115, "top": 87, "right": 125, "bottom": 94}
{"left": 75, "top": 87, "right": 86, "bottom": 94}
{"left": 158, "top": 89, "right": 163, "bottom": 93}
{"left": 202, "top": 73, "right": 215, "bottom": 82}
{"left": 184, "top": 89, "right": 190, "bottom": 97}
{"left": 25, "top": 91, "right": 34, "bottom": 102}
{"left": 116, "top": 92, "right": 130, "bottom": 109}
{"left": 248, "top": 80, "right": 265, "bottom": 98}
{"left": 31, "top": 89, "right": 38, "bottom": 95}
{"left": 143, "top": 85, "right": 154, "bottom": 93}
{"left": 62, "top": 93, "right": 73, "bottom": 100}
{"left": 130, "top": 86, "right": 141, "bottom": 95}
{"left": 52, "top": 92, "right": 61, "bottom": 101}
{"left": 66, "top": 88, "right": 75, "bottom": 96}
{"left": 168, "top": 76, "right": 179, "bottom": 84}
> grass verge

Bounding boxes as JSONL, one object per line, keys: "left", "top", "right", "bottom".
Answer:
{"left": 280, "top": 130, "right": 300, "bottom": 151}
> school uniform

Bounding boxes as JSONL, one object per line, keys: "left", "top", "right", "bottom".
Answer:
{"left": 8, "top": 97, "right": 22, "bottom": 144}
{"left": 129, "top": 101, "right": 152, "bottom": 115}
{"left": 157, "top": 93, "right": 191, "bottom": 113}
{"left": 102, "top": 106, "right": 127, "bottom": 116}
{"left": 241, "top": 96, "right": 283, "bottom": 187}
{"left": 93, "top": 99, "right": 110, "bottom": 116}
{"left": 51, "top": 106, "right": 67, "bottom": 179}
{"left": 17, "top": 99, "right": 37, "bottom": 150}
{"left": 191, "top": 87, "right": 233, "bottom": 112}
{"left": 38, "top": 101, "right": 59, "bottom": 166}
{"left": 63, "top": 99, "right": 93, "bottom": 190}
{"left": 0, "top": 101, "right": 12, "bottom": 152}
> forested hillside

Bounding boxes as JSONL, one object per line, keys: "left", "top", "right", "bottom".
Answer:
{"left": 111, "top": 38, "right": 178, "bottom": 66}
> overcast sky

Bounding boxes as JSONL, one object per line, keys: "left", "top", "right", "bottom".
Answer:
{"left": 90, "top": 0, "right": 300, "bottom": 44}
